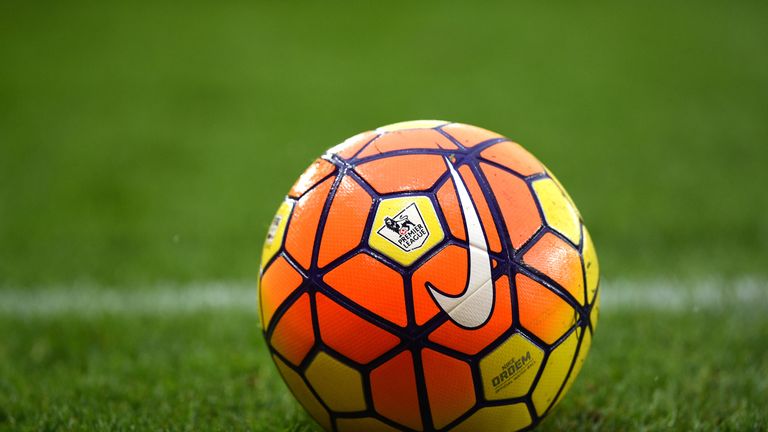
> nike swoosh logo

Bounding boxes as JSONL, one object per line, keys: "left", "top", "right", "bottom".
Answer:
{"left": 426, "top": 157, "right": 494, "bottom": 328}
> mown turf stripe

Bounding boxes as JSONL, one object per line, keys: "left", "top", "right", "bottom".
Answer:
{"left": 0, "top": 278, "right": 765, "bottom": 317}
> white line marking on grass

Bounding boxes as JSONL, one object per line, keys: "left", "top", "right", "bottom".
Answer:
{"left": 605, "top": 277, "right": 768, "bottom": 311}
{"left": 0, "top": 278, "right": 765, "bottom": 318}
{"left": 0, "top": 282, "right": 257, "bottom": 317}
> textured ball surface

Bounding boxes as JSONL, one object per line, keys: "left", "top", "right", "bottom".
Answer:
{"left": 258, "top": 120, "right": 600, "bottom": 432}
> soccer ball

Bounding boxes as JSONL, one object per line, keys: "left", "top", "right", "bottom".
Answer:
{"left": 258, "top": 120, "right": 600, "bottom": 431}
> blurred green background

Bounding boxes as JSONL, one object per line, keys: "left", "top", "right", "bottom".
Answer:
{"left": 2, "top": 0, "right": 767, "bottom": 286}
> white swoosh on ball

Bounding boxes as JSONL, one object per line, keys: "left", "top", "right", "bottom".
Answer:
{"left": 426, "top": 157, "right": 494, "bottom": 328}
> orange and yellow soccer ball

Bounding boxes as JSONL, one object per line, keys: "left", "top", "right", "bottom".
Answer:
{"left": 258, "top": 120, "right": 600, "bottom": 432}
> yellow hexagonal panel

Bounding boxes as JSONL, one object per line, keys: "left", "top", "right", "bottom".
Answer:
{"left": 336, "top": 417, "right": 401, "bottom": 432}
{"left": 583, "top": 227, "right": 600, "bottom": 304}
{"left": 305, "top": 351, "right": 366, "bottom": 413}
{"left": 376, "top": 120, "right": 449, "bottom": 132}
{"left": 273, "top": 355, "right": 331, "bottom": 431}
{"left": 591, "top": 290, "right": 600, "bottom": 331}
{"left": 480, "top": 334, "right": 544, "bottom": 400}
{"left": 369, "top": 196, "right": 445, "bottom": 266}
{"left": 452, "top": 403, "right": 532, "bottom": 432}
{"left": 546, "top": 168, "right": 581, "bottom": 219}
{"left": 532, "top": 178, "right": 581, "bottom": 246}
{"left": 260, "top": 199, "right": 294, "bottom": 270}
{"left": 553, "top": 328, "right": 592, "bottom": 408}
{"left": 532, "top": 329, "right": 580, "bottom": 416}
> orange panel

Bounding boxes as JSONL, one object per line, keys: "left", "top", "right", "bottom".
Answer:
{"left": 422, "top": 349, "right": 476, "bottom": 429}
{"left": 523, "top": 233, "right": 585, "bottom": 305}
{"left": 356, "top": 128, "right": 458, "bottom": 158}
{"left": 412, "top": 245, "right": 468, "bottom": 326}
{"left": 270, "top": 293, "right": 314, "bottom": 366}
{"left": 480, "top": 141, "right": 545, "bottom": 177}
{"left": 481, "top": 162, "right": 541, "bottom": 249}
{"left": 516, "top": 274, "right": 577, "bottom": 344}
{"left": 370, "top": 350, "right": 423, "bottom": 431}
{"left": 458, "top": 165, "right": 501, "bottom": 253}
{"left": 354, "top": 154, "right": 446, "bottom": 194}
{"left": 289, "top": 158, "right": 337, "bottom": 199}
{"left": 260, "top": 256, "right": 304, "bottom": 329}
{"left": 428, "top": 276, "right": 513, "bottom": 355}
{"left": 317, "top": 176, "right": 372, "bottom": 268}
{"left": 285, "top": 176, "right": 334, "bottom": 270}
{"left": 316, "top": 293, "right": 400, "bottom": 364}
{"left": 435, "top": 180, "right": 467, "bottom": 241}
{"left": 441, "top": 123, "right": 503, "bottom": 148}
{"left": 323, "top": 253, "right": 407, "bottom": 327}
{"left": 330, "top": 130, "right": 379, "bottom": 160}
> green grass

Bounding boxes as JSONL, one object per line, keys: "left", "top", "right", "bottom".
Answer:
{"left": 0, "top": 281, "right": 766, "bottom": 431}
{"left": 0, "top": 311, "right": 305, "bottom": 431}
{"left": 1, "top": 0, "right": 767, "bottom": 430}
{"left": 543, "top": 306, "right": 768, "bottom": 431}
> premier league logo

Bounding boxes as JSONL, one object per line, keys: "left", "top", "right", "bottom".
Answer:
{"left": 376, "top": 202, "right": 430, "bottom": 252}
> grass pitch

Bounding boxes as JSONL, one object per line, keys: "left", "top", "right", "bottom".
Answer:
{"left": 1, "top": 280, "right": 766, "bottom": 431}
{"left": 1, "top": 0, "right": 767, "bottom": 430}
